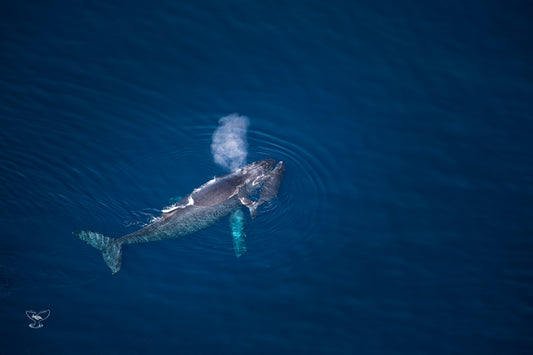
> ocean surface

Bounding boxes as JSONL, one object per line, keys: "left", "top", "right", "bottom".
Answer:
{"left": 1, "top": 1, "right": 532, "bottom": 354}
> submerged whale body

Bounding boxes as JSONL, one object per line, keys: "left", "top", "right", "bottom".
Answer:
{"left": 74, "top": 159, "right": 285, "bottom": 274}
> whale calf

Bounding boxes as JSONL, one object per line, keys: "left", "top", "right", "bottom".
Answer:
{"left": 74, "top": 159, "right": 285, "bottom": 274}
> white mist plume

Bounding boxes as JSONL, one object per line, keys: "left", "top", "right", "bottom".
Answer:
{"left": 211, "top": 114, "right": 249, "bottom": 171}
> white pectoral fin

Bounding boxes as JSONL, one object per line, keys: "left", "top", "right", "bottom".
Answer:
{"left": 239, "top": 197, "right": 258, "bottom": 219}
{"left": 229, "top": 209, "right": 246, "bottom": 257}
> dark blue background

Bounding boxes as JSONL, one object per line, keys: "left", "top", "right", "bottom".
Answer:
{"left": 1, "top": 1, "right": 532, "bottom": 354}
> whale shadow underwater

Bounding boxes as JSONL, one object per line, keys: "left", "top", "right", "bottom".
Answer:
{"left": 74, "top": 159, "right": 285, "bottom": 274}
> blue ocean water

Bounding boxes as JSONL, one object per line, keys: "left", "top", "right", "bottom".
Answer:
{"left": 1, "top": 0, "right": 532, "bottom": 353}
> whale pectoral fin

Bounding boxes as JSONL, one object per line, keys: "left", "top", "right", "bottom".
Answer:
{"left": 239, "top": 197, "right": 257, "bottom": 219}
{"left": 230, "top": 209, "right": 246, "bottom": 257}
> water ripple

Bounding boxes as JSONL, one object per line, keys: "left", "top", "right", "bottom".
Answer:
{"left": 3, "top": 116, "right": 333, "bottom": 273}
{"left": 164, "top": 122, "right": 333, "bottom": 265}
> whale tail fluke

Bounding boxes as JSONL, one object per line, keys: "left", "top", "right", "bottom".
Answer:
{"left": 74, "top": 230, "right": 122, "bottom": 274}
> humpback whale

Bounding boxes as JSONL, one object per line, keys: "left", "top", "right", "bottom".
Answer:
{"left": 74, "top": 159, "right": 285, "bottom": 274}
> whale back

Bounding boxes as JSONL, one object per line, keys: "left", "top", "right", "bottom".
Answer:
{"left": 192, "top": 175, "right": 243, "bottom": 207}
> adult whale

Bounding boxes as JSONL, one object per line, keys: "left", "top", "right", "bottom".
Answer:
{"left": 74, "top": 159, "right": 285, "bottom": 274}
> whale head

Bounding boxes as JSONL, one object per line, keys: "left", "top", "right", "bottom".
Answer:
{"left": 241, "top": 159, "right": 275, "bottom": 177}
{"left": 236, "top": 159, "right": 282, "bottom": 197}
